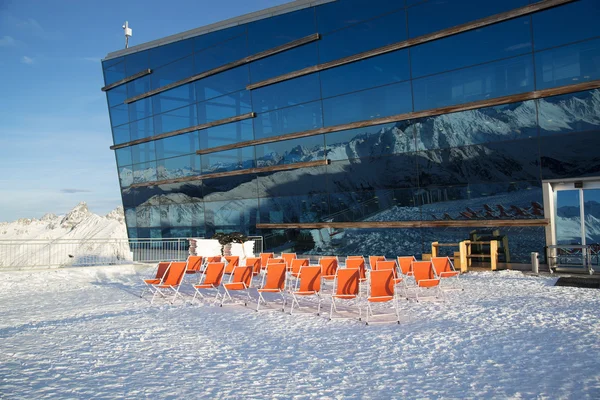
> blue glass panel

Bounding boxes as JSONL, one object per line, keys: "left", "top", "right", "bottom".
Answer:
{"left": 408, "top": 0, "right": 528, "bottom": 38}
{"left": 137, "top": 228, "right": 162, "bottom": 239}
{"left": 197, "top": 90, "right": 252, "bottom": 125}
{"left": 124, "top": 186, "right": 162, "bottom": 208}
{"left": 249, "top": 42, "right": 319, "bottom": 83}
{"left": 125, "top": 50, "right": 149, "bottom": 75}
{"left": 195, "top": 65, "right": 249, "bottom": 102}
{"left": 106, "top": 84, "right": 126, "bottom": 108}
{"left": 112, "top": 124, "right": 130, "bottom": 145}
{"left": 201, "top": 147, "right": 255, "bottom": 174}
{"left": 320, "top": 49, "right": 410, "bottom": 98}
{"left": 158, "top": 181, "right": 204, "bottom": 203}
{"left": 157, "top": 155, "right": 200, "bottom": 180}
{"left": 247, "top": 8, "right": 316, "bottom": 54}
{"left": 535, "top": 38, "right": 600, "bottom": 91}
{"left": 413, "top": 55, "right": 534, "bottom": 111}
{"left": 316, "top": 0, "right": 403, "bottom": 34}
{"left": 128, "top": 97, "right": 152, "bottom": 122}
{"left": 127, "top": 228, "right": 138, "bottom": 239}
{"left": 204, "top": 199, "right": 259, "bottom": 235}
{"left": 155, "top": 131, "right": 198, "bottom": 159}
{"left": 323, "top": 81, "right": 412, "bottom": 126}
{"left": 414, "top": 100, "right": 538, "bottom": 151}
{"left": 126, "top": 75, "right": 151, "bottom": 97}
{"left": 251, "top": 73, "right": 321, "bottom": 113}
{"left": 119, "top": 166, "right": 133, "bottom": 187}
{"left": 160, "top": 202, "right": 204, "bottom": 228}
{"left": 203, "top": 175, "right": 258, "bottom": 201}
{"left": 329, "top": 189, "right": 418, "bottom": 222}
{"left": 131, "top": 141, "right": 156, "bottom": 164}
{"left": 124, "top": 207, "right": 137, "bottom": 228}
{"left": 115, "top": 147, "right": 132, "bottom": 167}
{"left": 151, "top": 55, "right": 194, "bottom": 90}
{"left": 194, "top": 25, "right": 246, "bottom": 52}
{"left": 110, "top": 104, "right": 129, "bottom": 127}
{"left": 194, "top": 35, "right": 247, "bottom": 74}
{"left": 154, "top": 104, "right": 197, "bottom": 135}
{"left": 257, "top": 165, "right": 329, "bottom": 197}
{"left": 259, "top": 194, "right": 329, "bottom": 223}
{"left": 255, "top": 135, "right": 326, "bottom": 167}
{"left": 254, "top": 101, "right": 323, "bottom": 140}
{"left": 538, "top": 89, "right": 600, "bottom": 136}
{"left": 540, "top": 131, "right": 600, "bottom": 179}
{"left": 129, "top": 117, "right": 154, "bottom": 141}
{"left": 133, "top": 161, "right": 157, "bottom": 184}
{"left": 318, "top": 10, "right": 407, "bottom": 63}
{"left": 149, "top": 38, "right": 193, "bottom": 69}
{"left": 152, "top": 83, "right": 196, "bottom": 115}
{"left": 200, "top": 120, "right": 254, "bottom": 149}
{"left": 103, "top": 61, "right": 125, "bottom": 85}
{"left": 411, "top": 17, "right": 532, "bottom": 79}
{"left": 532, "top": 0, "right": 600, "bottom": 51}
{"left": 102, "top": 56, "right": 123, "bottom": 70}
{"left": 136, "top": 206, "right": 161, "bottom": 227}
{"left": 326, "top": 121, "right": 416, "bottom": 161}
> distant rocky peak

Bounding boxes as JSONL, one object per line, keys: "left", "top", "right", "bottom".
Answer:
{"left": 105, "top": 206, "right": 125, "bottom": 222}
{"left": 60, "top": 202, "right": 91, "bottom": 229}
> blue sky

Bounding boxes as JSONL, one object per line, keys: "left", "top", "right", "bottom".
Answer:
{"left": 0, "top": 0, "right": 289, "bottom": 222}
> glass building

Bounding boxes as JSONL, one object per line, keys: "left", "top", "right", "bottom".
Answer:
{"left": 101, "top": 0, "right": 600, "bottom": 263}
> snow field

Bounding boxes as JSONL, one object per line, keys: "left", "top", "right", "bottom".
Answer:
{"left": 0, "top": 266, "right": 599, "bottom": 399}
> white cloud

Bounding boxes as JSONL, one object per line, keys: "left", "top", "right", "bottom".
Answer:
{"left": 0, "top": 35, "right": 16, "bottom": 47}
{"left": 21, "top": 55, "right": 34, "bottom": 64}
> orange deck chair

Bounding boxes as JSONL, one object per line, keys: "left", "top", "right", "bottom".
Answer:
{"left": 260, "top": 252, "right": 274, "bottom": 270}
{"left": 141, "top": 261, "right": 171, "bottom": 298}
{"left": 224, "top": 255, "right": 240, "bottom": 275}
{"left": 150, "top": 261, "right": 188, "bottom": 304}
{"left": 432, "top": 256, "right": 463, "bottom": 291}
{"left": 281, "top": 252, "right": 297, "bottom": 270}
{"left": 221, "top": 265, "right": 253, "bottom": 306}
{"left": 329, "top": 268, "right": 361, "bottom": 320}
{"left": 368, "top": 256, "right": 386, "bottom": 271}
{"left": 412, "top": 261, "right": 444, "bottom": 302}
{"left": 365, "top": 269, "right": 400, "bottom": 325}
{"left": 290, "top": 258, "right": 309, "bottom": 279}
{"left": 375, "top": 260, "right": 408, "bottom": 298}
{"left": 256, "top": 263, "right": 287, "bottom": 311}
{"left": 290, "top": 265, "right": 322, "bottom": 315}
{"left": 185, "top": 256, "right": 203, "bottom": 276}
{"left": 268, "top": 257, "right": 285, "bottom": 265}
{"left": 206, "top": 255, "right": 223, "bottom": 263}
{"left": 397, "top": 256, "right": 417, "bottom": 278}
{"left": 346, "top": 256, "right": 367, "bottom": 282}
{"left": 245, "top": 257, "right": 262, "bottom": 276}
{"left": 320, "top": 256, "right": 339, "bottom": 283}
{"left": 192, "top": 262, "right": 225, "bottom": 303}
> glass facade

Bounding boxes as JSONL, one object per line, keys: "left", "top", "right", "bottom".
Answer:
{"left": 103, "top": 0, "right": 600, "bottom": 261}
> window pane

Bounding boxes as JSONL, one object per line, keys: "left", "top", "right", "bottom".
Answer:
{"left": 130, "top": 117, "right": 154, "bottom": 141}
{"left": 149, "top": 38, "right": 193, "bottom": 69}
{"left": 329, "top": 189, "right": 418, "bottom": 222}
{"left": 125, "top": 50, "right": 149, "bottom": 75}
{"left": 254, "top": 100, "right": 323, "bottom": 140}
{"left": 154, "top": 104, "right": 197, "bottom": 135}
{"left": 131, "top": 141, "right": 156, "bottom": 164}
{"left": 320, "top": 49, "right": 410, "bottom": 98}
{"left": 119, "top": 166, "right": 133, "bottom": 187}
{"left": 126, "top": 74, "right": 151, "bottom": 97}
{"left": 538, "top": 89, "right": 600, "bottom": 136}
{"left": 326, "top": 121, "right": 416, "bottom": 161}
{"left": 194, "top": 25, "right": 246, "bottom": 52}
{"left": 257, "top": 165, "right": 328, "bottom": 197}
{"left": 103, "top": 61, "right": 125, "bottom": 85}
{"left": 316, "top": 0, "right": 403, "bottom": 35}
{"left": 152, "top": 83, "right": 196, "bottom": 115}
{"left": 128, "top": 97, "right": 153, "bottom": 123}
{"left": 124, "top": 207, "right": 137, "bottom": 228}
{"left": 318, "top": 10, "right": 407, "bottom": 63}
{"left": 106, "top": 84, "right": 126, "bottom": 108}
{"left": 249, "top": 42, "right": 319, "bottom": 83}
{"left": 157, "top": 181, "right": 204, "bottom": 203}
{"left": 112, "top": 124, "right": 130, "bottom": 145}
{"left": 203, "top": 175, "right": 259, "bottom": 201}
{"left": 133, "top": 161, "right": 157, "bottom": 183}
{"left": 157, "top": 154, "right": 200, "bottom": 180}
{"left": 160, "top": 202, "right": 204, "bottom": 228}
{"left": 155, "top": 131, "right": 198, "bottom": 159}
{"left": 414, "top": 100, "right": 538, "bottom": 151}
{"left": 535, "top": 38, "right": 600, "bottom": 91}
{"left": 136, "top": 206, "right": 161, "bottom": 227}
{"left": 197, "top": 90, "right": 252, "bottom": 125}
{"left": 259, "top": 194, "right": 329, "bottom": 223}
{"left": 408, "top": 0, "right": 528, "bottom": 38}
{"left": 116, "top": 147, "right": 132, "bottom": 167}
{"left": 540, "top": 131, "right": 600, "bottom": 180}
{"left": 201, "top": 147, "right": 255, "bottom": 174}
{"left": 247, "top": 8, "right": 316, "bottom": 54}
{"left": 323, "top": 81, "right": 412, "bottom": 126}
{"left": 103, "top": 56, "right": 123, "bottom": 69}
{"left": 204, "top": 199, "right": 259, "bottom": 235}
{"left": 194, "top": 35, "right": 247, "bottom": 74}
{"left": 195, "top": 65, "right": 249, "bottom": 102}
{"left": 533, "top": 0, "right": 600, "bottom": 51}
{"left": 110, "top": 104, "right": 129, "bottom": 127}
{"left": 413, "top": 55, "right": 534, "bottom": 111}
{"left": 410, "top": 17, "right": 532, "bottom": 79}
{"left": 255, "top": 135, "right": 326, "bottom": 167}
{"left": 251, "top": 73, "right": 321, "bottom": 113}
{"left": 200, "top": 120, "right": 254, "bottom": 149}
{"left": 151, "top": 55, "right": 194, "bottom": 90}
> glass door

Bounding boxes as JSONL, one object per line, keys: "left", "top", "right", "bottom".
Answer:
{"left": 555, "top": 189, "right": 585, "bottom": 268}
{"left": 583, "top": 188, "right": 600, "bottom": 271}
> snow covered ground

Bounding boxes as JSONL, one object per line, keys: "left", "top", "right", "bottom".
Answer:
{"left": 1, "top": 265, "right": 599, "bottom": 399}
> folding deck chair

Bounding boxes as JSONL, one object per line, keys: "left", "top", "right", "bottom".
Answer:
{"left": 281, "top": 252, "right": 297, "bottom": 269}
{"left": 320, "top": 256, "right": 339, "bottom": 282}
{"left": 245, "top": 257, "right": 262, "bottom": 276}
{"left": 224, "top": 255, "right": 240, "bottom": 275}
{"left": 140, "top": 261, "right": 171, "bottom": 298}
{"left": 289, "top": 258, "right": 309, "bottom": 279}
{"left": 260, "top": 253, "right": 274, "bottom": 270}
{"left": 368, "top": 255, "right": 386, "bottom": 271}
{"left": 192, "top": 262, "right": 225, "bottom": 304}
{"left": 412, "top": 261, "right": 444, "bottom": 302}
{"left": 375, "top": 260, "right": 408, "bottom": 298}
{"left": 365, "top": 269, "right": 400, "bottom": 325}
{"left": 345, "top": 256, "right": 366, "bottom": 282}
{"left": 256, "top": 263, "right": 287, "bottom": 311}
{"left": 150, "top": 261, "right": 188, "bottom": 304}
{"left": 329, "top": 268, "right": 361, "bottom": 320}
{"left": 184, "top": 256, "right": 203, "bottom": 282}
{"left": 432, "top": 256, "right": 463, "bottom": 291}
{"left": 397, "top": 256, "right": 416, "bottom": 278}
{"left": 290, "top": 265, "right": 322, "bottom": 315}
{"left": 221, "top": 265, "right": 253, "bottom": 307}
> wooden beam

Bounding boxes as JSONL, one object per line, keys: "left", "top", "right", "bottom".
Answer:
{"left": 256, "top": 219, "right": 550, "bottom": 229}
{"left": 128, "top": 159, "right": 330, "bottom": 188}
{"left": 110, "top": 112, "right": 256, "bottom": 150}
{"left": 247, "top": 0, "right": 575, "bottom": 90}
{"left": 101, "top": 69, "right": 152, "bottom": 92}
{"left": 198, "top": 78, "right": 600, "bottom": 155}
{"left": 124, "top": 33, "right": 321, "bottom": 104}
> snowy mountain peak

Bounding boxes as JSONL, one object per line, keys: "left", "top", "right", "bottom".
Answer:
{"left": 105, "top": 206, "right": 125, "bottom": 223}
{"left": 60, "top": 202, "right": 92, "bottom": 229}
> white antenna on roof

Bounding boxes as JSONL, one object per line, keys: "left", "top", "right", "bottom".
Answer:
{"left": 122, "top": 21, "right": 133, "bottom": 49}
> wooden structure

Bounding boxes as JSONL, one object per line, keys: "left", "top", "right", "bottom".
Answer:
{"left": 431, "top": 240, "right": 499, "bottom": 272}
